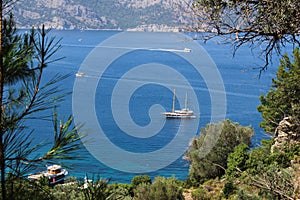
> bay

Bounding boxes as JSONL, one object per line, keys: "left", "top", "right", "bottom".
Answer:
{"left": 29, "top": 30, "right": 278, "bottom": 183}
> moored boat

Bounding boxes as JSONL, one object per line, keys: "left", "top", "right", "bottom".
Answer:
{"left": 162, "top": 89, "right": 196, "bottom": 119}
{"left": 28, "top": 165, "right": 68, "bottom": 186}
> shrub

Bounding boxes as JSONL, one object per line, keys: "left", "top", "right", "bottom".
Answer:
{"left": 226, "top": 143, "right": 249, "bottom": 178}
{"left": 131, "top": 175, "right": 151, "bottom": 188}
{"left": 191, "top": 188, "right": 209, "bottom": 200}
{"left": 234, "top": 189, "right": 261, "bottom": 200}
{"left": 222, "top": 181, "right": 236, "bottom": 199}
{"left": 133, "top": 176, "right": 184, "bottom": 200}
{"left": 186, "top": 120, "right": 254, "bottom": 183}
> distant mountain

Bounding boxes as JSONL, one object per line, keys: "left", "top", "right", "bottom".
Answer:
{"left": 12, "top": 0, "right": 188, "bottom": 31}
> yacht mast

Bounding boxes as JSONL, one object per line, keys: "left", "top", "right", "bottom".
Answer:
{"left": 185, "top": 92, "right": 188, "bottom": 110}
{"left": 172, "top": 89, "right": 176, "bottom": 113}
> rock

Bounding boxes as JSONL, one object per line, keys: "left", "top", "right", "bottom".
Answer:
{"left": 272, "top": 116, "right": 300, "bottom": 152}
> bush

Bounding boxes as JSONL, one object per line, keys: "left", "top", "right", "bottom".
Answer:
{"left": 186, "top": 120, "right": 254, "bottom": 183}
{"left": 131, "top": 175, "right": 151, "bottom": 188}
{"left": 52, "top": 181, "right": 84, "bottom": 200}
{"left": 191, "top": 188, "right": 209, "bottom": 200}
{"left": 133, "top": 176, "right": 184, "bottom": 200}
{"left": 226, "top": 143, "right": 249, "bottom": 178}
{"left": 108, "top": 183, "right": 133, "bottom": 199}
{"left": 82, "top": 176, "right": 110, "bottom": 200}
{"left": 234, "top": 189, "right": 261, "bottom": 200}
{"left": 222, "top": 181, "right": 236, "bottom": 199}
{"left": 5, "top": 177, "right": 53, "bottom": 200}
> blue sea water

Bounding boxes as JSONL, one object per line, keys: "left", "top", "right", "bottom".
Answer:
{"left": 29, "top": 30, "right": 282, "bottom": 183}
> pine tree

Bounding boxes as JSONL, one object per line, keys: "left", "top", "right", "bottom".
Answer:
{"left": 0, "top": 2, "right": 83, "bottom": 200}
{"left": 258, "top": 47, "right": 300, "bottom": 133}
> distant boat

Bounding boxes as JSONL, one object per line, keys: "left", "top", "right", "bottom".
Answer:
{"left": 28, "top": 165, "right": 68, "bottom": 186}
{"left": 76, "top": 72, "right": 84, "bottom": 77}
{"left": 162, "top": 89, "right": 196, "bottom": 119}
{"left": 183, "top": 48, "right": 192, "bottom": 52}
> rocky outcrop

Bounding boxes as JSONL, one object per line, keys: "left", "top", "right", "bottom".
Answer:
{"left": 272, "top": 116, "right": 300, "bottom": 152}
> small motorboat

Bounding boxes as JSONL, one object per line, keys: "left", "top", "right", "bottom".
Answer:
{"left": 28, "top": 165, "right": 68, "bottom": 186}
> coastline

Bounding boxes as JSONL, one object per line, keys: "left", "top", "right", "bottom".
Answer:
{"left": 16, "top": 25, "right": 186, "bottom": 33}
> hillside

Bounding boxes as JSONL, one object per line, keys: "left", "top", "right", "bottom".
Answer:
{"left": 12, "top": 0, "right": 188, "bottom": 31}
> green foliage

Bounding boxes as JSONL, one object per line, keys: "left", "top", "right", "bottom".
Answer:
{"left": 249, "top": 163, "right": 296, "bottom": 200}
{"left": 190, "top": 0, "right": 300, "bottom": 69}
{"left": 2, "top": 13, "right": 35, "bottom": 85}
{"left": 258, "top": 47, "right": 300, "bottom": 133}
{"left": 245, "top": 139, "right": 299, "bottom": 175}
{"left": 191, "top": 178, "right": 225, "bottom": 200}
{"left": 234, "top": 189, "right": 261, "bottom": 200}
{"left": 226, "top": 143, "right": 249, "bottom": 178}
{"left": 0, "top": 14, "right": 83, "bottom": 200}
{"left": 222, "top": 181, "right": 236, "bottom": 199}
{"left": 5, "top": 175, "right": 54, "bottom": 200}
{"left": 131, "top": 175, "right": 151, "bottom": 189}
{"left": 245, "top": 140, "right": 273, "bottom": 174}
{"left": 133, "top": 176, "right": 184, "bottom": 200}
{"left": 43, "top": 108, "right": 83, "bottom": 161}
{"left": 51, "top": 181, "right": 84, "bottom": 200}
{"left": 133, "top": 183, "right": 151, "bottom": 200}
{"left": 82, "top": 176, "right": 110, "bottom": 200}
{"left": 108, "top": 183, "right": 133, "bottom": 200}
{"left": 224, "top": 139, "right": 300, "bottom": 199}
{"left": 186, "top": 120, "right": 254, "bottom": 183}
{"left": 191, "top": 188, "right": 209, "bottom": 200}
{"left": 185, "top": 49, "right": 300, "bottom": 199}
{"left": 3, "top": 176, "right": 136, "bottom": 200}
{"left": 37, "top": 175, "right": 51, "bottom": 187}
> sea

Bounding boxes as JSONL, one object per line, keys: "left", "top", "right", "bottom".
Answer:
{"left": 26, "top": 30, "right": 285, "bottom": 183}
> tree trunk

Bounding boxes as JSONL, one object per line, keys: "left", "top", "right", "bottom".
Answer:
{"left": 0, "top": 0, "right": 6, "bottom": 199}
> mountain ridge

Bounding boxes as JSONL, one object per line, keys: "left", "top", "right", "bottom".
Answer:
{"left": 12, "top": 0, "right": 188, "bottom": 31}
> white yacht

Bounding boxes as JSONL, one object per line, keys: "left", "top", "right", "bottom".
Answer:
{"left": 162, "top": 89, "right": 196, "bottom": 119}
